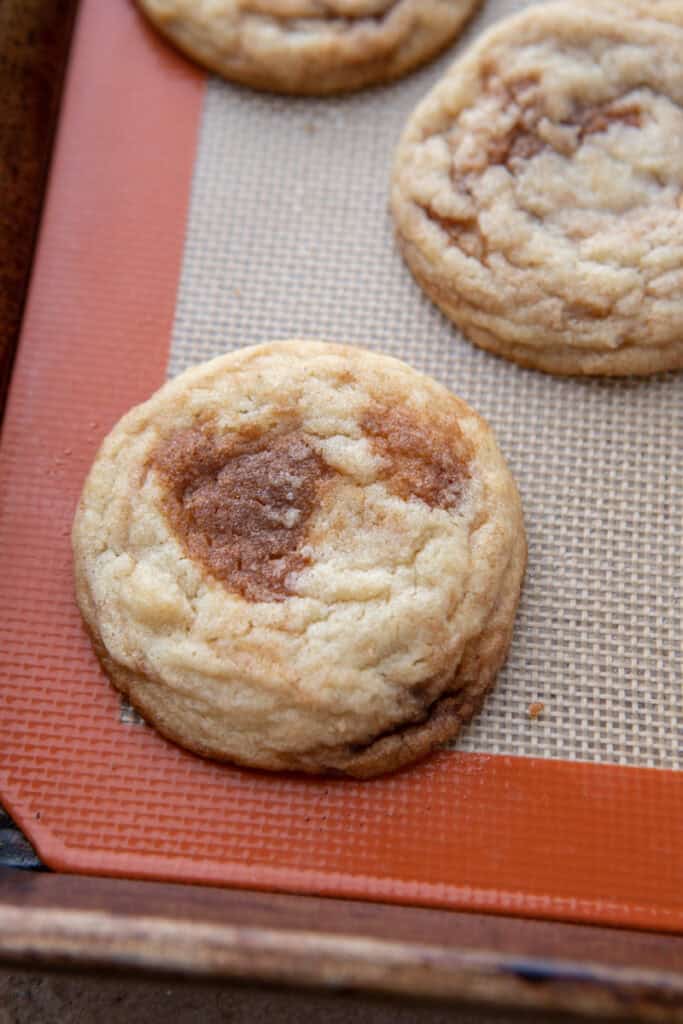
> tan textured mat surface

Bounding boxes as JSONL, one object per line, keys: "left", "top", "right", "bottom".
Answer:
{"left": 169, "top": 0, "right": 682, "bottom": 769}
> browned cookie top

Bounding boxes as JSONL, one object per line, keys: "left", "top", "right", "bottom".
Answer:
{"left": 392, "top": 2, "right": 683, "bottom": 375}
{"left": 135, "top": 0, "right": 482, "bottom": 94}
{"left": 73, "top": 341, "right": 525, "bottom": 776}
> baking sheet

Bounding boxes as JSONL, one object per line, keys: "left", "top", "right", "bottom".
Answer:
{"left": 0, "top": 0, "right": 681, "bottom": 930}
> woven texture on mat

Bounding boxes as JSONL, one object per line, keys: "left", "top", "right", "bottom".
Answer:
{"left": 169, "top": 0, "right": 682, "bottom": 771}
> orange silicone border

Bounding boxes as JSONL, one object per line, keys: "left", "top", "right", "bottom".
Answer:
{"left": 0, "top": 0, "right": 681, "bottom": 933}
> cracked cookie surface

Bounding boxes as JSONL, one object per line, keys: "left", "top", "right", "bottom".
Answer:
{"left": 72, "top": 341, "right": 525, "bottom": 777}
{"left": 135, "top": 0, "right": 481, "bottom": 95}
{"left": 392, "top": 2, "right": 683, "bottom": 375}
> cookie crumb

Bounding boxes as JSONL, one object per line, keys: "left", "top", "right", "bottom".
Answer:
{"left": 528, "top": 702, "right": 544, "bottom": 719}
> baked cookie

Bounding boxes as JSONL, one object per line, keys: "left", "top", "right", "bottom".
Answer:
{"left": 580, "top": 0, "right": 683, "bottom": 26}
{"left": 72, "top": 341, "right": 525, "bottom": 778}
{"left": 135, "top": 0, "right": 481, "bottom": 96}
{"left": 392, "top": 2, "right": 683, "bottom": 376}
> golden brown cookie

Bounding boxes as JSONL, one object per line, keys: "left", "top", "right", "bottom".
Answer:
{"left": 72, "top": 341, "right": 525, "bottom": 778}
{"left": 581, "top": 0, "right": 683, "bottom": 26}
{"left": 135, "top": 0, "right": 481, "bottom": 95}
{"left": 391, "top": 2, "right": 683, "bottom": 376}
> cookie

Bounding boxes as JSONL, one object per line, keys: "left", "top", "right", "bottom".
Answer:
{"left": 135, "top": 0, "right": 481, "bottom": 96}
{"left": 72, "top": 341, "right": 526, "bottom": 778}
{"left": 391, "top": 2, "right": 683, "bottom": 376}
{"left": 583, "top": 0, "right": 683, "bottom": 26}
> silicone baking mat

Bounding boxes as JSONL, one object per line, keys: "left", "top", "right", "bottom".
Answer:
{"left": 0, "top": 0, "right": 681, "bottom": 931}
